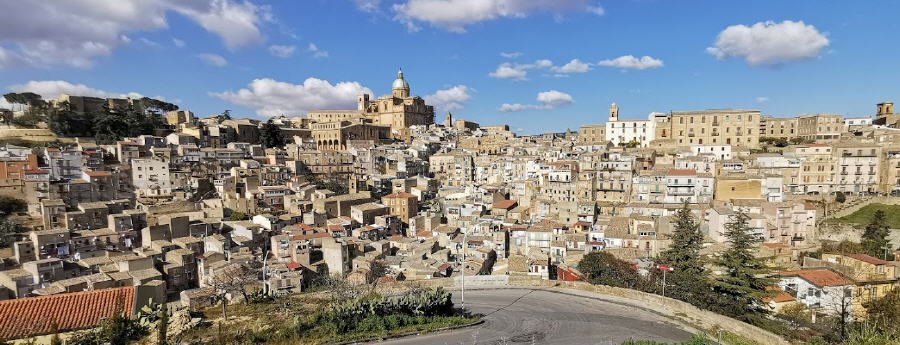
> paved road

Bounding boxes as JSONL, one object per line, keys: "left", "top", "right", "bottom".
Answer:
{"left": 379, "top": 288, "right": 694, "bottom": 345}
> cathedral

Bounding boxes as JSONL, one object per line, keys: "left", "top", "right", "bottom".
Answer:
{"left": 306, "top": 70, "right": 434, "bottom": 133}
{"left": 357, "top": 70, "right": 435, "bottom": 130}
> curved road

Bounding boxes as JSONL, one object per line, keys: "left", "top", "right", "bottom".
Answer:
{"left": 380, "top": 288, "right": 694, "bottom": 345}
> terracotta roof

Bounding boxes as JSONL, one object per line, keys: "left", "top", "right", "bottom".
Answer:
{"left": 844, "top": 253, "right": 889, "bottom": 265}
{"left": 763, "top": 286, "right": 796, "bottom": 303}
{"left": 779, "top": 269, "right": 848, "bottom": 287}
{"left": 286, "top": 261, "right": 302, "bottom": 270}
{"left": 494, "top": 200, "right": 517, "bottom": 210}
{"left": 666, "top": 169, "right": 697, "bottom": 176}
{"left": 0, "top": 286, "right": 135, "bottom": 339}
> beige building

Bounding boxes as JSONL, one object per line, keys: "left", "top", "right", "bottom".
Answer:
{"left": 310, "top": 121, "right": 390, "bottom": 151}
{"left": 833, "top": 143, "right": 881, "bottom": 194}
{"left": 667, "top": 109, "right": 761, "bottom": 148}
{"left": 166, "top": 110, "right": 194, "bottom": 125}
{"left": 760, "top": 116, "right": 798, "bottom": 140}
{"left": 382, "top": 192, "right": 418, "bottom": 224}
{"left": 577, "top": 124, "right": 606, "bottom": 145}
{"left": 795, "top": 144, "right": 836, "bottom": 194}
{"left": 797, "top": 114, "right": 844, "bottom": 142}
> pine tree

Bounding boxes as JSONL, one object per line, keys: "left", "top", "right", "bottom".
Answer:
{"left": 657, "top": 203, "right": 708, "bottom": 304}
{"left": 711, "top": 211, "right": 773, "bottom": 319}
{"left": 861, "top": 210, "right": 892, "bottom": 260}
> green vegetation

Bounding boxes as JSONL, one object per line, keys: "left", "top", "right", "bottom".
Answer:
{"left": 710, "top": 211, "right": 773, "bottom": 319}
{"left": 621, "top": 335, "right": 721, "bottom": 345}
{"left": 181, "top": 288, "right": 478, "bottom": 345}
{"left": 0, "top": 197, "right": 27, "bottom": 248}
{"left": 838, "top": 203, "right": 900, "bottom": 228}
{"left": 865, "top": 288, "right": 900, "bottom": 337}
{"left": 578, "top": 251, "right": 657, "bottom": 292}
{"left": 657, "top": 203, "right": 709, "bottom": 303}
{"left": 66, "top": 312, "right": 148, "bottom": 345}
{"left": 861, "top": 210, "right": 895, "bottom": 260}
{"left": 260, "top": 118, "right": 285, "bottom": 149}
{"left": 835, "top": 191, "right": 847, "bottom": 203}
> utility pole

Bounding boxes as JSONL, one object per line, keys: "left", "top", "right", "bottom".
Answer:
{"left": 656, "top": 264, "right": 673, "bottom": 298}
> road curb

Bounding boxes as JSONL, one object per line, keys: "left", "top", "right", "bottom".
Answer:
{"left": 331, "top": 319, "right": 485, "bottom": 345}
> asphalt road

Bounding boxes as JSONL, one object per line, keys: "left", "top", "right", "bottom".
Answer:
{"left": 378, "top": 288, "right": 695, "bottom": 345}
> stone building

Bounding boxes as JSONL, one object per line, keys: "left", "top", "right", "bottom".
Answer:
{"left": 797, "top": 114, "right": 844, "bottom": 142}
{"left": 666, "top": 109, "right": 761, "bottom": 148}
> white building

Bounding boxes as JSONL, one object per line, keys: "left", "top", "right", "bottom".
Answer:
{"left": 605, "top": 103, "right": 656, "bottom": 147}
{"left": 777, "top": 269, "right": 852, "bottom": 317}
{"left": 131, "top": 158, "right": 171, "bottom": 197}
{"left": 689, "top": 144, "right": 733, "bottom": 161}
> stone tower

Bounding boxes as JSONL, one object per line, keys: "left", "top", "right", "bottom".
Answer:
{"left": 392, "top": 69, "right": 410, "bottom": 98}
{"left": 878, "top": 102, "right": 894, "bottom": 116}
{"left": 445, "top": 112, "right": 453, "bottom": 127}
{"left": 609, "top": 102, "right": 619, "bottom": 122}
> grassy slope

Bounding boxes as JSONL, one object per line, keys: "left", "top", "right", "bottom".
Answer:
{"left": 837, "top": 203, "right": 900, "bottom": 228}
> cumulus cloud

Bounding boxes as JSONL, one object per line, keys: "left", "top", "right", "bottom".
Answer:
{"left": 7, "top": 80, "right": 143, "bottom": 100}
{"left": 553, "top": 59, "right": 591, "bottom": 73}
{"left": 268, "top": 45, "right": 296, "bottom": 58}
{"left": 500, "top": 51, "right": 522, "bottom": 59}
{"left": 211, "top": 78, "right": 373, "bottom": 116}
{"left": 706, "top": 20, "right": 829, "bottom": 66}
{"left": 0, "top": 0, "right": 270, "bottom": 68}
{"left": 597, "top": 55, "right": 663, "bottom": 70}
{"left": 392, "top": 0, "right": 606, "bottom": 32}
{"left": 756, "top": 96, "right": 769, "bottom": 104}
{"left": 489, "top": 63, "right": 529, "bottom": 80}
{"left": 196, "top": 53, "right": 228, "bottom": 67}
{"left": 499, "top": 90, "right": 573, "bottom": 112}
{"left": 425, "top": 85, "right": 472, "bottom": 113}
{"left": 308, "top": 43, "right": 328, "bottom": 58}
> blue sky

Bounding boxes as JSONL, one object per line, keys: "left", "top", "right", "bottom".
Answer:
{"left": 1, "top": 0, "right": 899, "bottom": 134}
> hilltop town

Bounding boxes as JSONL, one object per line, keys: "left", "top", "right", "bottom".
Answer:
{"left": 0, "top": 71, "right": 898, "bottom": 344}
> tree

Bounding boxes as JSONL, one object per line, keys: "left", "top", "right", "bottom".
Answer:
{"left": 260, "top": 119, "right": 285, "bottom": 148}
{"left": 711, "top": 211, "right": 773, "bottom": 319}
{"left": 864, "top": 287, "right": 900, "bottom": 336}
{"left": 478, "top": 250, "right": 497, "bottom": 275}
{"left": 578, "top": 252, "right": 648, "bottom": 290}
{"left": 0, "top": 197, "right": 26, "bottom": 217}
{"left": 208, "top": 261, "right": 261, "bottom": 319}
{"left": 657, "top": 203, "right": 709, "bottom": 304}
{"left": 861, "top": 210, "right": 893, "bottom": 260}
{"left": 0, "top": 219, "right": 27, "bottom": 248}
{"left": 835, "top": 192, "right": 847, "bottom": 203}
{"left": 219, "top": 110, "right": 232, "bottom": 122}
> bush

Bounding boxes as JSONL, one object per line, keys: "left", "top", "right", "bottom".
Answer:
{"left": 836, "top": 192, "right": 847, "bottom": 203}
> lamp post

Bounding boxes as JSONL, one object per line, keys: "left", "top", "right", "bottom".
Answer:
{"left": 656, "top": 264, "right": 673, "bottom": 298}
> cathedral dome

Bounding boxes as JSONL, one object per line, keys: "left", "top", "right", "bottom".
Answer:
{"left": 392, "top": 69, "right": 409, "bottom": 90}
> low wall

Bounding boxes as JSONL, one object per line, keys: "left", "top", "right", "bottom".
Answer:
{"left": 396, "top": 276, "right": 788, "bottom": 345}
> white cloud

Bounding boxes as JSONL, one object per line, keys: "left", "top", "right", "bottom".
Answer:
{"left": 489, "top": 63, "right": 528, "bottom": 80}
{"left": 597, "top": 55, "right": 663, "bottom": 70}
{"left": 196, "top": 53, "right": 228, "bottom": 67}
{"left": 211, "top": 78, "right": 373, "bottom": 116}
{"left": 500, "top": 51, "right": 522, "bottom": 59}
{"left": 139, "top": 38, "right": 161, "bottom": 48}
{"left": 173, "top": 38, "right": 185, "bottom": 47}
{"left": 308, "top": 43, "right": 329, "bottom": 58}
{"left": 587, "top": 4, "right": 605, "bottom": 16}
{"left": 706, "top": 20, "right": 829, "bottom": 66}
{"left": 7, "top": 80, "right": 143, "bottom": 100}
{"left": 553, "top": 59, "right": 591, "bottom": 73}
{"left": 499, "top": 90, "right": 573, "bottom": 112}
{"left": 355, "top": 0, "right": 381, "bottom": 12}
{"left": 489, "top": 59, "right": 556, "bottom": 80}
{"left": 424, "top": 85, "right": 471, "bottom": 112}
{"left": 392, "top": 0, "right": 604, "bottom": 32}
{"left": 268, "top": 45, "right": 296, "bottom": 58}
{"left": 0, "top": 0, "right": 270, "bottom": 68}
{"left": 756, "top": 96, "right": 769, "bottom": 104}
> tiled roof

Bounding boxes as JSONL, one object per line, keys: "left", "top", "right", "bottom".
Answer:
{"left": 494, "top": 200, "right": 517, "bottom": 209}
{"left": 383, "top": 192, "right": 416, "bottom": 199}
{"left": 84, "top": 170, "right": 111, "bottom": 177}
{"left": 844, "top": 253, "right": 889, "bottom": 265}
{"left": 0, "top": 286, "right": 135, "bottom": 339}
{"left": 779, "top": 269, "right": 848, "bottom": 287}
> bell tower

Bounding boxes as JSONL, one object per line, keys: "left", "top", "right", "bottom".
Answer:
{"left": 445, "top": 112, "right": 453, "bottom": 127}
{"left": 609, "top": 102, "right": 619, "bottom": 122}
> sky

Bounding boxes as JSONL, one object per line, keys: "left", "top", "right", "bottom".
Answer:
{"left": 1, "top": 0, "right": 899, "bottom": 134}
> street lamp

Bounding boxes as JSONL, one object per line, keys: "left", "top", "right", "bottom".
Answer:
{"left": 656, "top": 264, "right": 673, "bottom": 297}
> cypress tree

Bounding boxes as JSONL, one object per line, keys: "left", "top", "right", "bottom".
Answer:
{"left": 657, "top": 203, "right": 708, "bottom": 304}
{"left": 711, "top": 211, "right": 773, "bottom": 319}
